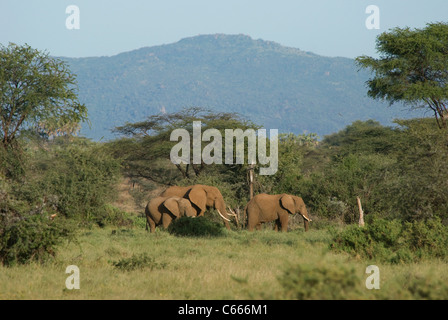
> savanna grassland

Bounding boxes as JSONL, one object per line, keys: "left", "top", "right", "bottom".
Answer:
{"left": 2, "top": 115, "right": 448, "bottom": 300}
{"left": 1, "top": 220, "right": 448, "bottom": 300}
{"left": 3, "top": 116, "right": 448, "bottom": 300}
{"left": 3, "top": 32, "right": 448, "bottom": 300}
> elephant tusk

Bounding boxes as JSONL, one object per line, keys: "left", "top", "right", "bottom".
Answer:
{"left": 217, "top": 209, "right": 232, "bottom": 222}
{"left": 302, "top": 215, "right": 312, "bottom": 222}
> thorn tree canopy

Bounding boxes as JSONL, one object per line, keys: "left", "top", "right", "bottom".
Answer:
{"left": 0, "top": 43, "right": 88, "bottom": 147}
{"left": 356, "top": 22, "right": 448, "bottom": 129}
{"left": 110, "top": 107, "right": 259, "bottom": 185}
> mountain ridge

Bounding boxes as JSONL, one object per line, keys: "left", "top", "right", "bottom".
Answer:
{"left": 62, "top": 33, "right": 414, "bottom": 140}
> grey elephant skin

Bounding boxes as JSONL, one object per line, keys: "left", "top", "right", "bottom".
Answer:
{"left": 145, "top": 196, "right": 196, "bottom": 233}
{"left": 245, "top": 193, "right": 311, "bottom": 232}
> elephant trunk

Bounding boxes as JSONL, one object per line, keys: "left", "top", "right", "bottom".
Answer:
{"left": 304, "top": 219, "right": 309, "bottom": 232}
{"left": 300, "top": 207, "right": 311, "bottom": 232}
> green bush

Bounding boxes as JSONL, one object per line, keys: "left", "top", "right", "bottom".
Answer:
{"left": 403, "top": 272, "right": 448, "bottom": 300}
{"left": 0, "top": 137, "right": 121, "bottom": 265}
{"left": 0, "top": 214, "right": 76, "bottom": 266}
{"left": 94, "top": 205, "right": 134, "bottom": 228}
{"left": 12, "top": 137, "right": 122, "bottom": 225}
{"left": 298, "top": 153, "right": 395, "bottom": 223}
{"left": 278, "top": 263, "right": 361, "bottom": 300}
{"left": 41, "top": 142, "right": 121, "bottom": 222}
{"left": 331, "top": 217, "right": 448, "bottom": 264}
{"left": 111, "top": 253, "right": 167, "bottom": 272}
{"left": 401, "top": 219, "right": 448, "bottom": 261}
{"left": 167, "top": 216, "right": 225, "bottom": 237}
{"left": 296, "top": 119, "right": 448, "bottom": 223}
{"left": 0, "top": 143, "right": 26, "bottom": 180}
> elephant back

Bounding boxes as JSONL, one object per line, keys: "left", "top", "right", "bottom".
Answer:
{"left": 160, "top": 186, "right": 192, "bottom": 198}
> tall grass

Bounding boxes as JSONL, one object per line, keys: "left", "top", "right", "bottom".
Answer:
{"left": 0, "top": 225, "right": 447, "bottom": 299}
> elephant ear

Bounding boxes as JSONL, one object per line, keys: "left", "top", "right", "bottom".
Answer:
{"left": 280, "top": 195, "right": 295, "bottom": 214}
{"left": 163, "top": 198, "right": 180, "bottom": 218}
{"left": 293, "top": 196, "right": 306, "bottom": 210}
{"left": 188, "top": 185, "right": 207, "bottom": 213}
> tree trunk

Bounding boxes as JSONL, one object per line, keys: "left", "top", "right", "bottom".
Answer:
{"left": 357, "top": 196, "right": 365, "bottom": 227}
{"left": 248, "top": 163, "right": 255, "bottom": 200}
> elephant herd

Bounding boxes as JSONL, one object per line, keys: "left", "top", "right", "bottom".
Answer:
{"left": 145, "top": 184, "right": 312, "bottom": 233}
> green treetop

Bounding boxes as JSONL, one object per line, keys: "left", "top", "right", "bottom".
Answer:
{"left": 356, "top": 22, "right": 448, "bottom": 129}
{"left": 0, "top": 43, "right": 88, "bottom": 147}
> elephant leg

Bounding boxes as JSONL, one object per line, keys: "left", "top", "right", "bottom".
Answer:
{"left": 148, "top": 218, "right": 156, "bottom": 233}
{"left": 162, "top": 214, "right": 174, "bottom": 229}
{"left": 273, "top": 220, "right": 280, "bottom": 232}
{"left": 279, "top": 215, "right": 289, "bottom": 232}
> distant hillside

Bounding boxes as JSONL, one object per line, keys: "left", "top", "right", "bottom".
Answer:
{"left": 63, "top": 34, "right": 415, "bottom": 140}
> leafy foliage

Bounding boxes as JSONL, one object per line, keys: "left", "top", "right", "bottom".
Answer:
{"left": 14, "top": 137, "right": 122, "bottom": 224}
{"left": 401, "top": 271, "right": 448, "bottom": 300}
{"left": 0, "top": 136, "right": 123, "bottom": 265}
{"left": 356, "top": 23, "right": 448, "bottom": 128}
{"left": 278, "top": 262, "right": 360, "bottom": 299}
{"left": 111, "top": 253, "right": 167, "bottom": 272}
{"left": 296, "top": 118, "right": 448, "bottom": 223}
{"left": 108, "top": 107, "right": 259, "bottom": 194}
{"left": 0, "top": 214, "right": 76, "bottom": 266}
{"left": 331, "top": 217, "right": 448, "bottom": 264}
{"left": 0, "top": 43, "right": 87, "bottom": 148}
{"left": 257, "top": 133, "right": 317, "bottom": 195}
{"left": 167, "top": 216, "right": 225, "bottom": 237}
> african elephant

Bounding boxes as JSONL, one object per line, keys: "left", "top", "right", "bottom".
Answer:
{"left": 160, "top": 184, "right": 237, "bottom": 229}
{"left": 245, "top": 193, "right": 311, "bottom": 232}
{"left": 145, "top": 196, "right": 196, "bottom": 233}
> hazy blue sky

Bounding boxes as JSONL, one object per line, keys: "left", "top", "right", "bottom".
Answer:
{"left": 1, "top": 0, "right": 447, "bottom": 58}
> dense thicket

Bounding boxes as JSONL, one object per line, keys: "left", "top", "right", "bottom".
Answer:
{"left": 0, "top": 136, "right": 122, "bottom": 265}
{"left": 109, "top": 107, "right": 448, "bottom": 226}
{"left": 297, "top": 118, "right": 448, "bottom": 223}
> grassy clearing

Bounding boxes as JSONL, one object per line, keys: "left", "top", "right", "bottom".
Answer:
{"left": 0, "top": 225, "right": 447, "bottom": 300}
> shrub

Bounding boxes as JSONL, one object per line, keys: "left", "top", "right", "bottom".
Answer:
{"left": 0, "top": 214, "right": 76, "bottom": 266}
{"left": 167, "top": 216, "right": 225, "bottom": 237}
{"left": 0, "top": 143, "right": 26, "bottom": 180}
{"left": 94, "top": 205, "right": 134, "bottom": 228}
{"left": 278, "top": 263, "right": 361, "bottom": 300}
{"left": 331, "top": 217, "right": 448, "bottom": 264}
{"left": 14, "top": 138, "right": 122, "bottom": 225}
{"left": 401, "top": 218, "right": 448, "bottom": 261}
{"left": 403, "top": 272, "right": 448, "bottom": 300}
{"left": 111, "top": 253, "right": 167, "bottom": 272}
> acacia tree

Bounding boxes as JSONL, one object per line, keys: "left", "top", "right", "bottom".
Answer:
{"left": 356, "top": 22, "right": 448, "bottom": 129}
{"left": 109, "top": 107, "right": 259, "bottom": 186}
{"left": 0, "top": 43, "right": 87, "bottom": 148}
